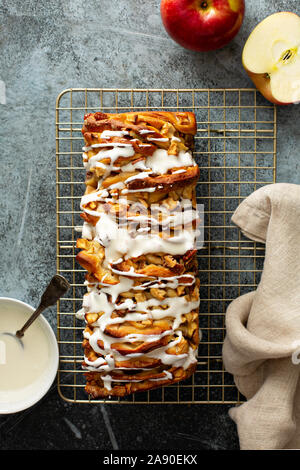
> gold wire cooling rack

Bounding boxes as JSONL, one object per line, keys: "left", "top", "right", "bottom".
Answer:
{"left": 55, "top": 88, "right": 277, "bottom": 404}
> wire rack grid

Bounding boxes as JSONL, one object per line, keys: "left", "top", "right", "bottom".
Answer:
{"left": 55, "top": 88, "right": 277, "bottom": 404}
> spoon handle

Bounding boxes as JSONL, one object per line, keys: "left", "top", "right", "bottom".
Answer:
{"left": 16, "top": 304, "right": 46, "bottom": 338}
{"left": 16, "top": 275, "right": 70, "bottom": 338}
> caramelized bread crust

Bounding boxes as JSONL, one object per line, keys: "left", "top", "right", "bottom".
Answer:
{"left": 85, "top": 363, "right": 197, "bottom": 398}
{"left": 82, "top": 111, "right": 197, "bottom": 136}
{"left": 76, "top": 111, "right": 200, "bottom": 398}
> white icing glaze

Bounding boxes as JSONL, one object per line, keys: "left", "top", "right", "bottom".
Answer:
{"left": 84, "top": 273, "right": 195, "bottom": 296}
{"left": 126, "top": 208, "right": 198, "bottom": 228}
{"left": 83, "top": 369, "right": 174, "bottom": 390}
{"left": 87, "top": 144, "right": 135, "bottom": 173}
{"left": 123, "top": 171, "right": 153, "bottom": 184}
{"left": 77, "top": 127, "right": 200, "bottom": 392}
{"left": 148, "top": 137, "right": 169, "bottom": 142}
{"left": 121, "top": 187, "right": 156, "bottom": 194}
{"left": 106, "top": 182, "right": 125, "bottom": 190}
{"left": 81, "top": 288, "right": 199, "bottom": 332}
{"left": 94, "top": 213, "right": 196, "bottom": 265}
{"left": 82, "top": 222, "right": 95, "bottom": 240}
{"left": 83, "top": 328, "right": 197, "bottom": 375}
{"left": 139, "top": 129, "right": 154, "bottom": 134}
{"left": 110, "top": 266, "right": 156, "bottom": 278}
{"left": 97, "top": 277, "right": 134, "bottom": 303}
{"left": 122, "top": 160, "right": 149, "bottom": 172}
{"left": 81, "top": 189, "right": 109, "bottom": 206}
{"left": 100, "top": 130, "right": 129, "bottom": 138}
{"left": 146, "top": 149, "right": 195, "bottom": 174}
{"left": 78, "top": 277, "right": 199, "bottom": 383}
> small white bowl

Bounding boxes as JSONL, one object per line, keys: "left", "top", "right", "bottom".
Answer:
{"left": 0, "top": 297, "right": 59, "bottom": 414}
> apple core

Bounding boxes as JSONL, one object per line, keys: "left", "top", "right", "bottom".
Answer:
{"left": 242, "top": 12, "right": 300, "bottom": 104}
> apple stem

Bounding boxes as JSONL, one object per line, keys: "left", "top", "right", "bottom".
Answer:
{"left": 200, "top": 1, "right": 208, "bottom": 9}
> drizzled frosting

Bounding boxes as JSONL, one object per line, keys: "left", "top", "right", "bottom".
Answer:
{"left": 94, "top": 212, "right": 197, "bottom": 266}
{"left": 77, "top": 127, "right": 200, "bottom": 392}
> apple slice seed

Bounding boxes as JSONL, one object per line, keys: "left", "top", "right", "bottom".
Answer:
{"left": 280, "top": 48, "right": 297, "bottom": 65}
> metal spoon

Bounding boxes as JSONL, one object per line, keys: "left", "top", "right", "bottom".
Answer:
{"left": 1, "top": 275, "right": 70, "bottom": 348}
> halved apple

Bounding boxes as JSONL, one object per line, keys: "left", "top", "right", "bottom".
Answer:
{"left": 242, "top": 12, "right": 300, "bottom": 105}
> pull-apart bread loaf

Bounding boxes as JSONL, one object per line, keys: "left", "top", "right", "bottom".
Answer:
{"left": 76, "top": 111, "right": 200, "bottom": 398}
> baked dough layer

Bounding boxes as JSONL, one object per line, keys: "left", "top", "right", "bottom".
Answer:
{"left": 76, "top": 111, "right": 200, "bottom": 398}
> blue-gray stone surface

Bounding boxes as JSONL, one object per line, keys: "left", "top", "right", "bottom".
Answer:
{"left": 0, "top": 0, "right": 299, "bottom": 451}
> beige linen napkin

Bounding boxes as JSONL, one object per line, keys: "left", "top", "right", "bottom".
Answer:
{"left": 222, "top": 183, "right": 300, "bottom": 450}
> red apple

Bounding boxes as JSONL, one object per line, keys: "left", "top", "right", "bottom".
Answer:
{"left": 242, "top": 12, "right": 300, "bottom": 105}
{"left": 160, "top": 0, "right": 245, "bottom": 52}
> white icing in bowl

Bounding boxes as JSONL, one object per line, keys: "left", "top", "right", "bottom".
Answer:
{"left": 0, "top": 297, "right": 58, "bottom": 414}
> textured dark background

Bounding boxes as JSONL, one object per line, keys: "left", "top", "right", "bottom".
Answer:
{"left": 0, "top": 0, "right": 299, "bottom": 451}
